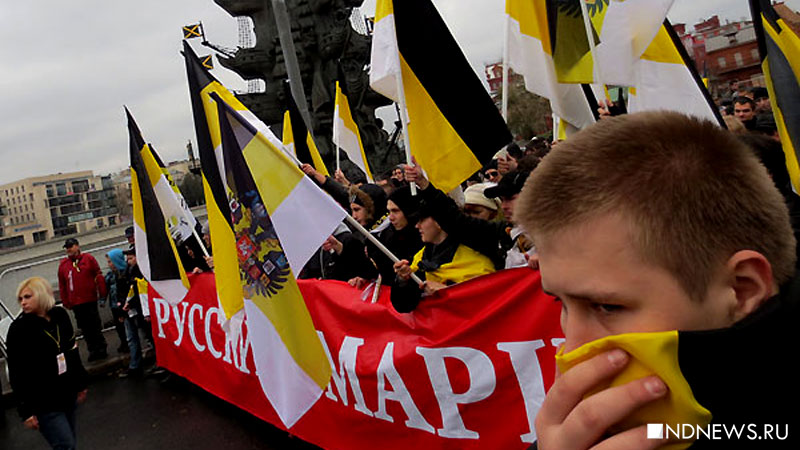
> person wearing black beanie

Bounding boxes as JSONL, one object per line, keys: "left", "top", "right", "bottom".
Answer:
{"left": 352, "top": 186, "right": 424, "bottom": 289}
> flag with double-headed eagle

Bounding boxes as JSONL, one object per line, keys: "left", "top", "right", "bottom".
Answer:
{"left": 210, "top": 91, "right": 344, "bottom": 428}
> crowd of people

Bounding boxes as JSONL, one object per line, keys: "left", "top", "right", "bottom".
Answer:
{"left": 6, "top": 76, "right": 798, "bottom": 448}
{"left": 297, "top": 136, "right": 549, "bottom": 312}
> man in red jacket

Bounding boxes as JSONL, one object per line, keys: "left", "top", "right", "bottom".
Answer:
{"left": 57, "top": 238, "right": 108, "bottom": 361}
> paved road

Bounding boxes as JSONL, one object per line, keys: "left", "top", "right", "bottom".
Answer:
{"left": 1, "top": 373, "right": 320, "bottom": 450}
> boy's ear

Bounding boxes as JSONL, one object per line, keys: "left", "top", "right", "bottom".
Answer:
{"left": 725, "top": 250, "right": 775, "bottom": 322}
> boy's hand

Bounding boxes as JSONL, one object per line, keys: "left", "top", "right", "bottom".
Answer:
{"left": 535, "top": 349, "right": 667, "bottom": 450}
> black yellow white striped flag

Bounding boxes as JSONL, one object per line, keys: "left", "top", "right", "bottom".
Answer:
{"left": 148, "top": 144, "right": 198, "bottom": 244}
{"left": 505, "top": 0, "right": 597, "bottom": 129}
{"left": 126, "top": 108, "right": 190, "bottom": 305}
{"left": 370, "top": 0, "right": 511, "bottom": 193}
{"left": 627, "top": 20, "right": 722, "bottom": 124}
{"left": 183, "top": 23, "right": 203, "bottom": 40}
{"left": 750, "top": 0, "right": 800, "bottom": 193}
{"left": 333, "top": 76, "right": 373, "bottom": 182}
{"left": 282, "top": 82, "right": 329, "bottom": 177}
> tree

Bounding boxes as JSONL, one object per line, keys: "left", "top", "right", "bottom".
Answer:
{"left": 502, "top": 80, "right": 553, "bottom": 141}
{"left": 179, "top": 172, "right": 205, "bottom": 207}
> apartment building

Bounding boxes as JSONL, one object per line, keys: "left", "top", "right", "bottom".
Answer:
{"left": 0, "top": 171, "right": 119, "bottom": 249}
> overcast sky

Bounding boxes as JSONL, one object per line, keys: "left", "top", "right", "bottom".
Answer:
{"left": 1, "top": 0, "right": 798, "bottom": 185}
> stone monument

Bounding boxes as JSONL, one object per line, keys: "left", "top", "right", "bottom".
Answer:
{"left": 210, "top": 0, "right": 404, "bottom": 179}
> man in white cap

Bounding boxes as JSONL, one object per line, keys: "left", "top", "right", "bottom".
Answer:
{"left": 462, "top": 183, "right": 501, "bottom": 221}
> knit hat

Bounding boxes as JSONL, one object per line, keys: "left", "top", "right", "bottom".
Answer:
{"left": 484, "top": 170, "right": 531, "bottom": 199}
{"left": 387, "top": 186, "right": 420, "bottom": 222}
{"left": 107, "top": 249, "right": 127, "bottom": 271}
{"left": 463, "top": 183, "right": 500, "bottom": 211}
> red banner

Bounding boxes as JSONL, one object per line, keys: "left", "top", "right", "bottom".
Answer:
{"left": 149, "top": 268, "right": 563, "bottom": 449}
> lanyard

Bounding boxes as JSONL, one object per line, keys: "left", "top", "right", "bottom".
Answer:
{"left": 44, "top": 324, "right": 61, "bottom": 350}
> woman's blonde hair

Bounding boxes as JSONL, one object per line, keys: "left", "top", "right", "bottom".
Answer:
{"left": 16, "top": 276, "right": 56, "bottom": 312}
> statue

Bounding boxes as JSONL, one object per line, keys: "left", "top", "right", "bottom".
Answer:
{"left": 211, "top": 0, "right": 404, "bottom": 179}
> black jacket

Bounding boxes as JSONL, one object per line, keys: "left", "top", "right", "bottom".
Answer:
{"left": 675, "top": 274, "right": 800, "bottom": 448}
{"left": 418, "top": 185, "right": 511, "bottom": 270}
{"left": 7, "top": 306, "right": 88, "bottom": 420}
{"left": 299, "top": 229, "right": 378, "bottom": 282}
{"left": 367, "top": 224, "right": 424, "bottom": 287}
{"left": 124, "top": 264, "right": 144, "bottom": 313}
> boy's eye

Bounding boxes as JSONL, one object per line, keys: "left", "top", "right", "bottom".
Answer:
{"left": 591, "top": 303, "right": 623, "bottom": 314}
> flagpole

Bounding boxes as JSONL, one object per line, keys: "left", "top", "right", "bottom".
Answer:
{"left": 188, "top": 221, "right": 211, "bottom": 259}
{"left": 343, "top": 214, "right": 424, "bottom": 286}
{"left": 579, "top": 0, "right": 600, "bottom": 83}
{"left": 390, "top": 33, "right": 417, "bottom": 195}
{"left": 395, "top": 81, "right": 417, "bottom": 196}
{"left": 336, "top": 144, "right": 341, "bottom": 173}
{"left": 552, "top": 113, "right": 559, "bottom": 141}
{"left": 502, "top": 14, "right": 510, "bottom": 121}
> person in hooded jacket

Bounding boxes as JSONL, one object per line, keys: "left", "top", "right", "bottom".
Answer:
{"left": 103, "top": 249, "right": 129, "bottom": 354}
{"left": 349, "top": 186, "right": 424, "bottom": 289}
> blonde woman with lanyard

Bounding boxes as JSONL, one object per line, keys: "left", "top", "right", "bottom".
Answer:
{"left": 7, "top": 276, "right": 88, "bottom": 449}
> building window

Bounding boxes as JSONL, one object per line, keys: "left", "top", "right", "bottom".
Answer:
{"left": 109, "top": 216, "right": 116, "bottom": 226}
{"left": 21, "top": 185, "right": 24, "bottom": 193}
{"left": 33, "top": 231, "right": 47, "bottom": 243}
{"left": 32, "top": 212, "right": 35, "bottom": 220}
{"left": 72, "top": 180, "right": 90, "bottom": 193}
{"left": 734, "top": 52, "right": 743, "bottom": 67}
{"left": 26, "top": 213, "right": 30, "bottom": 222}
{"left": 718, "top": 57, "right": 727, "bottom": 68}
{"left": 29, "top": 193, "right": 33, "bottom": 202}
{"left": 11, "top": 198, "right": 15, "bottom": 205}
